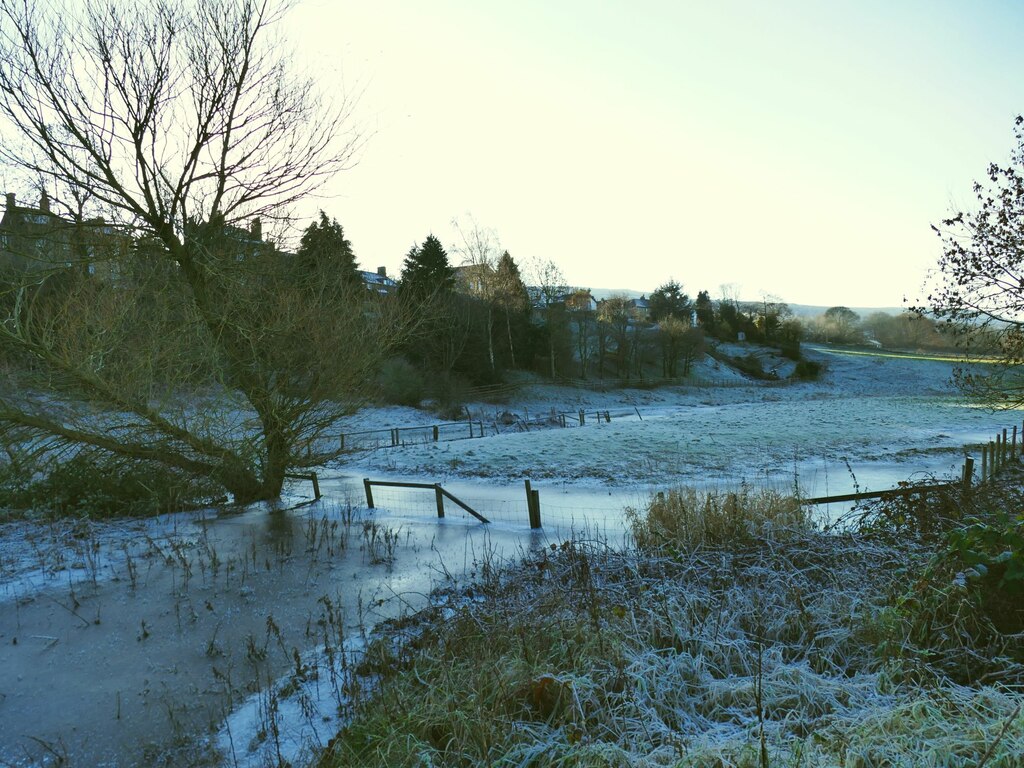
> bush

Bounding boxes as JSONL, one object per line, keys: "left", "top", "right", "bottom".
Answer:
{"left": 377, "top": 357, "right": 426, "bottom": 407}
{"left": 793, "top": 359, "right": 823, "bottom": 380}
{"left": 945, "top": 511, "right": 1024, "bottom": 633}
{"left": 429, "top": 372, "right": 469, "bottom": 420}
{"left": 0, "top": 453, "right": 221, "bottom": 520}
{"left": 858, "top": 482, "right": 1024, "bottom": 685}
{"left": 779, "top": 339, "right": 801, "bottom": 360}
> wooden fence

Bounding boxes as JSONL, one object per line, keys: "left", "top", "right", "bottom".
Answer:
{"left": 803, "top": 421, "right": 1022, "bottom": 507}
{"left": 362, "top": 477, "right": 545, "bottom": 529}
{"left": 339, "top": 408, "right": 632, "bottom": 455}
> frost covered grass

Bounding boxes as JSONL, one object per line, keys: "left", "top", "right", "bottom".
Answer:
{"left": 319, "top": 487, "right": 1024, "bottom": 767}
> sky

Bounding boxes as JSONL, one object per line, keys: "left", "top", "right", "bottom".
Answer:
{"left": 284, "top": 0, "right": 1024, "bottom": 308}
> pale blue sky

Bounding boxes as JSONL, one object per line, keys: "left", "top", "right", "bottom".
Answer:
{"left": 287, "top": 0, "right": 1024, "bottom": 307}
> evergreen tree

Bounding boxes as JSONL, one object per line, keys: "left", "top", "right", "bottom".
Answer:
{"left": 296, "top": 211, "right": 360, "bottom": 291}
{"left": 493, "top": 250, "right": 530, "bottom": 368}
{"left": 399, "top": 234, "right": 455, "bottom": 302}
{"left": 649, "top": 279, "right": 691, "bottom": 322}
{"left": 694, "top": 290, "right": 715, "bottom": 328}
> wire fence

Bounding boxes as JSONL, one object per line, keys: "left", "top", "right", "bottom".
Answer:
{"left": 359, "top": 479, "right": 637, "bottom": 533}
{"left": 337, "top": 407, "right": 646, "bottom": 456}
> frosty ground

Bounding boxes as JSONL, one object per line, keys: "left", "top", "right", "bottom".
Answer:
{"left": 0, "top": 343, "right": 1017, "bottom": 767}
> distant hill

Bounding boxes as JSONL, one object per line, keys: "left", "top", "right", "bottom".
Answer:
{"left": 588, "top": 288, "right": 649, "bottom": 301}
{"left": 786, "top": 304, "right": 906, "bottom": 319}
{"left": 587, "top": 289, "right": 905, "bottom": 319}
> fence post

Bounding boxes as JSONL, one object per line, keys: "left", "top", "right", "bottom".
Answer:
{"left": 560, "top": 414, "right": 566, "bottom": 428}
{"left": 311, "top": 472, "right": 321, "bottom": 501}
{"left": 530, "top": 489, "right": 542, "bottom": 529}
{"left": 469, "top": 420, "right": 474, "bottom": 438}
{"left": 363, "top": 478, "right": 374, "bottom": 509}
{"left": 434, "top": 484, "right": 445, "bottom": 518}
{"left": 433, "top": 425, "right": 439, "bottom": 442}
{"left": 339, "top": 434, "right": 345, "bottom": 451}
{"left": 1002, "top": 429, "right": 1008, "bottom": 466}
{"left": 962, "top": 456, "right": 974, "bottom": 491}
{"left": 579, "top": 409, "right": 585, "bottom": 426}
{"left": 982, "top": 445, "right": 988, "bottom": 482}
{"left": 1014, "top": 426, "right": 1018, "bottom": 459}
{"left": 605, "top": 410, "right": 611, "bottom": 423}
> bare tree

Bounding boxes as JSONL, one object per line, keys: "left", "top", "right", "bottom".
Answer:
{"left": 598, "top": 294, "right": 634, "bottom": 378}
{"left": 452, "top": 217, "right": 500, "bottom": 374}
{"left": 529, "top": 258, "right": 568, "bottom": 378}
{"left": 0, "top": 0, "right": 394, "bottom": 503}
{"left": 565, "top": 289, "right": 594, "bottom": 378}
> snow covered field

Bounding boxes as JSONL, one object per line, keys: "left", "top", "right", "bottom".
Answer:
{"left": 333, "top": 345, "right": 1009, "bottom": 526}
{"left": 0, "top": 342, "right": 1016, "bottom": 766}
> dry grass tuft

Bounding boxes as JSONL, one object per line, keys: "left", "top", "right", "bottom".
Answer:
{"left": 628, "top": 485, "right": 810, "bottom": 551}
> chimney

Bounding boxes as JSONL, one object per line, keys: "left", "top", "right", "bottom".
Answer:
{"left": 5, "top": 192, "right": 14, "bottom": 211}
{"left": 377, "top": 266, "right": 387, "bottom": 278}
{"left": 39, "top": 190, "right": 49, "bottom": 213}
{"left": 249, "top": 217, "right": 261, "bottom": 241}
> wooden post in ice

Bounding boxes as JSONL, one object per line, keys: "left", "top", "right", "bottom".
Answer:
{"left": 434, "top": 484, "right": 445, "bottom": 518}
{"left": 524, "top": 479, "right": 542, "bottom": 529}
{"left": 962, "top": 456, "right": 974, "bottom": 491}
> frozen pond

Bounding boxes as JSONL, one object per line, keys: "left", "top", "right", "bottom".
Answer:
{"left": 0, "top": 344, "right": 1018, "bottom": 766}
{"left": 0, "top": 500, "right": 564, "bottom": 767}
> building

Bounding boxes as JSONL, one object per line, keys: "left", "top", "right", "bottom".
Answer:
{"left": 0, "top": 191, "right": 130, "bottom": 277}
{"left": 359, "top": 266, "right": 397, "bottom": 295}
{"left": 454, "top": 263, "right": 495, "bottom": 295}
{"left": 0, "top": 191, "right": 73, "bottom": 272}
{"left": 628, "top": 295, "right": 651, "bottom": 321}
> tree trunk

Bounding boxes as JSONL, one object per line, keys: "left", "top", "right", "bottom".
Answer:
{"left": 505, "top": 310, "right": 517, "bottom": 369}
{"left": 486, "top": 307, "right": 495, "bottom": 374}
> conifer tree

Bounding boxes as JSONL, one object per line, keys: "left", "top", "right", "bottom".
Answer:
{"left": 399, "top": 234, "right": 454, "bottom": 302}
{"left": 296, "top": 211, "right": 360, "bottom": 291}
{"left": 493, "top": 250, "right": 530, "bottom": 368}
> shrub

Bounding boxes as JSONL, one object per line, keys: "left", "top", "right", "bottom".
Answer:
{"left": 627, "top": 485, "right": 809, "bottom": 551}
{"left": 945, "top": 511, "right": 1024, "bottom": 633}
{"left": 779, "top": 339, "right": 801, "bottom": 360}
{"left": 860, "top": 483, "right": 1024, "bottom": 684}
{"left": 430, "top": 372, "right": 469, "bottom": 420}
{"left": 0, "top": 453, "right": 221, "bottom": 520}
{"left": 377, "top": 357, "right": 426, "bottom": 407}
{"left": 793, "top": 359, "right": 823, "bottom": 380}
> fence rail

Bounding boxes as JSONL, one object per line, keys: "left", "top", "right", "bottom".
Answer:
{"left": 362, "top": 478, "right": 492, "bottom": 524}
{"left": 802, "top": 421, "right": 1023, "bottom": 507}
{"left": 362, "top": 477, "right": 549, "bottom": 529}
